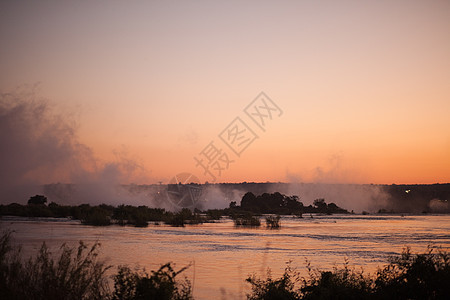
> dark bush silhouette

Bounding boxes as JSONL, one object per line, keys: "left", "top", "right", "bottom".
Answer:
{"left": 241, "top": 192, "right": 258, "bottom": 211}
{"left": 164, "top": 208, "right": 205, "bottom": 227}
{"left": 299, "top": 260, "right": 373, "bottom": 300}
{"left": 240, "top": 192, "right": 304, "bottom": 215}
{"left": 232, "top": 213, "right": 261, "bottom": 227}
{"left": 247, "top": 247, "right": 450, "bottom": 300}
{"left": 27, "top": 195, "right": 48, "bottom": 205}
{"left": 205, "top": 209, "right": 223, "bottom": 220}
{"left": 238, "top": 192, "right": 348, "bottom": 215}
{"left": 374, "top": 247, "right": 450, "bottom": 300}
{"left": 247, "top": 264, "right": 299, "bottom": 300}
{"left": 113, "top": 263, "right": 192, "bottom": 300}
{"left": 112, "top": 205, "right": 168, "bottom": 227}
{"left": 313, "top": 198, "right": 327, "bottom": 211}
{"left": 80, "top": 206, "right": 111, "bottom": 226}
{"left": 1, "top": 232, "right": 193, "bottom": 300}
{"left": 265, "top": 215, "right": 281, "bottom": 229}
{"left": 48, "top": 202, "right": 71, "bottom": 217}
{"left": 0, "top": 232, "right": 110, "bottom": 300}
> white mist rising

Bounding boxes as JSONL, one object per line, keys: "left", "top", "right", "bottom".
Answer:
{"left": 0, "top": 89, "right": 152, "bottom": 206}
{"left": 284, "top": 183, "right": 390, "bottom": 213}
{"left": 0, "top": 89, "right": 402, "bottom": 212}
{"left": 199, "top": 185, "right": 245, "bottom": 210}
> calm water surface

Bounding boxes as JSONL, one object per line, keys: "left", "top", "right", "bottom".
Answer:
{"left": 2, "top": 215, "right": 449, "bottom": 299}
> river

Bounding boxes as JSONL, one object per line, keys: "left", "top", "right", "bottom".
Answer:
{"left": 1, "top": 214, "right": 449, "bottom": 299}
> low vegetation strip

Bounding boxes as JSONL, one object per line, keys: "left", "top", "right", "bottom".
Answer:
{"left": 0, "top": 192, "right": 349, "bottom": 228}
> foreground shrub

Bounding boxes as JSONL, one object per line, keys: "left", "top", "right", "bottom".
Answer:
{"left": 113, "top": 263, "right": 193, "bottom": 300}
{"left": 1, "top": 232, "right": 193, "bottom": 300}
{"left": 300, "top": 259, "right": 373, "bottom": 300}
{"left": 247, "top": 247, "right": 450, "bottom": 300}
{"left": 0, "top": 231, "right": 22, "bottom": 300}
{"left": 374, "top": 246, "right": 450, "bottom": 300}
{"left": 247, "top": 265, "right": 300, "bottom": 300}
{"left": 1, "top": 232, "right": 111, "bottom": 300}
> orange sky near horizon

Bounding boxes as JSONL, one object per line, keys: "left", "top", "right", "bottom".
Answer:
{"left": 1, "top": 0, "right": 449, "bottom": 185}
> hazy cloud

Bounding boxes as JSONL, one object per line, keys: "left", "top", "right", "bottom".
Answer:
{"left": 0, "top": 87, "right": 151, "bottom": 205}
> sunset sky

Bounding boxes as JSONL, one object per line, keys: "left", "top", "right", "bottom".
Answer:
{"left": 1, "top": 0, "right": 449, "bottom": 185}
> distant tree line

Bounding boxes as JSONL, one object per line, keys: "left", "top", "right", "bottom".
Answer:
{"left": 0, "top": 192, "right": 349, "bottom": 227}
{"left": 232, "top": 192, "right": 348, "bottom": 215}
{"left": 188, "top": 182, "right": 450, "bottom": 214}
{"left": 0, "top": 195, "right": 205, "bottom": 227}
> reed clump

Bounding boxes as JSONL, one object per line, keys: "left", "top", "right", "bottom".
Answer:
{"left": 232, "top": 213, "right": 261, "bottom": 227}
{"left": 265, "top": 215, "right": 281, "bottom": 229}
{"left": 0, "top": 231, "right": 111, "bottom": 300}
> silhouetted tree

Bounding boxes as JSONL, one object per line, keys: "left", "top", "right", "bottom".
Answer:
{"left": 241, "top": 192, "right": 257, "bottom": 210}
{"left": 313, "top": 198, "right": 327, "bottom": 211}
{"left": 285, "top": 195, "right": 303, "bottom": 211}
{"left": 27, "top": 195, "right": 47, "bottom": 205}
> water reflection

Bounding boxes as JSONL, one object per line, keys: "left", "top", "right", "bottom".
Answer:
{"left": 2, "top": 214, "right": 449, "bottom": 299}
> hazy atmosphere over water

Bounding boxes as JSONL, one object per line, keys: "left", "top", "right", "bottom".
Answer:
{"left": 1, "top": 0, "right": 450, "bottom": 205}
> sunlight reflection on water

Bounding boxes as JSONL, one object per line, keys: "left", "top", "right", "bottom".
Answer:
{"left": 2, "top": 214, "right": 449, "bottom": 299}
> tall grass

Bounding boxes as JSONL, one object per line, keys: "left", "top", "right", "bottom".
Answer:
{"left": 246, "top": 246, "right": 450, "bottom": 299}
{"left": 0, "top": 231, "right": 193, "bottom": 300}
{"left": 0, "top": 232, "right": 110, "bottom": 300}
